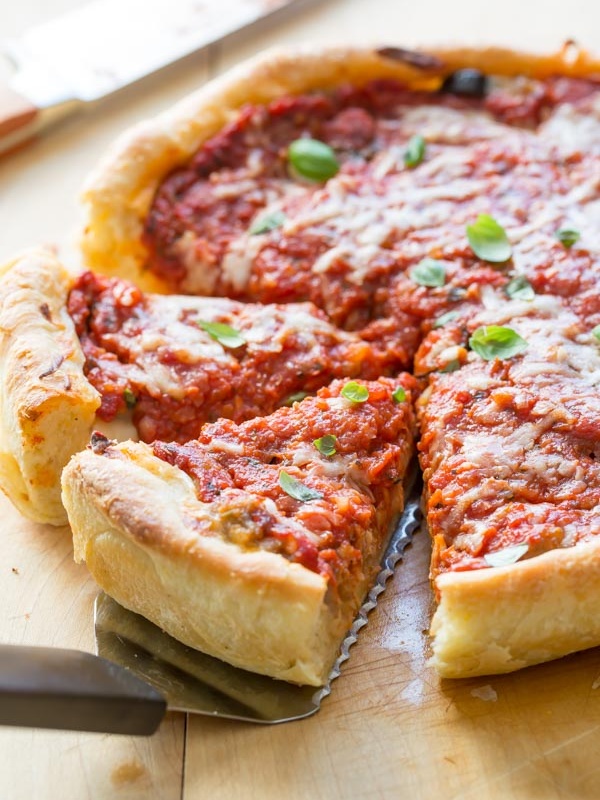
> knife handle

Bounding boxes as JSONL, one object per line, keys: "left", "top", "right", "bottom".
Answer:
{"left": 0, "top": 82, "right": 39, "bottom": 153}
{"left": 0, "top": 644, "right": 167, "bottom": 735}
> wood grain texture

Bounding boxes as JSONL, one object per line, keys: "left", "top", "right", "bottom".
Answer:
{"left": 0, "top": 495, "right": 185, "bottom": 800}
{"left": 184, "top": 531, "right": 600, "bottom": 800}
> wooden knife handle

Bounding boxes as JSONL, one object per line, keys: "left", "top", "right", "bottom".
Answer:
{"left": 0, "top": 82, "right": 39, "bottom": 151}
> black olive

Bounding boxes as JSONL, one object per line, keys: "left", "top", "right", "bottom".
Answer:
{"left": 441, "top": 69, "right": 489, "bottom": 99}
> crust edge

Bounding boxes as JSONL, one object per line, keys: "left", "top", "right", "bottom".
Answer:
{"left": 61, "top": 441, "right": 355, "bottom": 686}
{"left": 80, "top": 42, "right": 600, "bottom": 290}
{"left": 0, "top": 248, "right": 100, "bottom": 525}
{"left": 430, "top": 537, "right": 600, "bottom": 678}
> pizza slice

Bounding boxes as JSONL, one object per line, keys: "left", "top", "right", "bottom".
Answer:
{"left": 61, "top": 377, "right": 418, "bottom": 685}
{"left": 417, "top": 292, "right": 600, "bottom": 677}
{"left": 0, "top": 249, "right": 395, "bottom": 525}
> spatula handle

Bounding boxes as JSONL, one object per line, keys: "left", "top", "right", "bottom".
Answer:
{"left": 0, "top": 644, "right": 167, "bottom": 735}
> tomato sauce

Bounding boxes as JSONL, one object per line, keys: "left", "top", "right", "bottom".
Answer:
{"left": 152, "top": 377, "right": 417, "bottom": 581}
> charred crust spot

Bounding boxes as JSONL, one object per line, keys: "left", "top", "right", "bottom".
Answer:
{"left": 90, "top": 431, "right": 114, "bottom": 455}
{"left": 39, "top": 354, "right": 64, "bottom": 379}
{"left": 39, "top": 303, "right": 52, "bottom": 321}
{"left": 376, "top": 47, "right": 445, "bottom": 72}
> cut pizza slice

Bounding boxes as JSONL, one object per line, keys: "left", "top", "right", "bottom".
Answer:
{"left": 61, "top": 377, "right": 418, "bottom": 685}
{"left": 0, "top": 249, "right": 397, "bottom": 525}
{"left": 417, "top": 293, "right": 600, "bottom": 677}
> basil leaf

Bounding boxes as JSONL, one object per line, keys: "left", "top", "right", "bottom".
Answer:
{"left": 433, "top": 310, "right": 460, "bottom": 329}
{"left": 556, "top": 227, "right": 580, "bottom": 248}
{"left": 466, "top": 214, "right": 512, "bottom": 263}
{"left": 282, "top": 391, "right": 309, "bottom": 406}
{"left": 484, "top": 543, "right": 528, "bottom": 568}
{"left": 313, "top": 434, "right": 337, "bottom": 456}
{"left": 469, "top": 325, "right": 528, "bottom": 361}
{"left": 404, "top": 134, "right": 426, "bottom": 168}
{"left": 249, "top": 210, "right": 286, "bottom": 235}
{"left": 123, "top": 388, "right": 137, "bottom": 409}
{"left": 392, "top": 386, "right": 407, "bottom": 403}
{"left": 592, "top": 325, "right": 600, "bottom": 342}
{"left": 410, "top": 258, "right": 446, "bottom": 288}
{"left": 505, "top": 275, "right": 535, "bottom": 301}
{"left": 288, "top": 138, "right": 339, "bottom": 182}
{"left": 440, "top": 359, "right": 461, "bottom": 373}
{"left": 341, "top": 381, "right": 369, "bottom": 403}
{"left": 279, "top": 470, "right": 323, "bottom": 502}
{"left": 197, "top": 320, "right": 246, "bottom": 348}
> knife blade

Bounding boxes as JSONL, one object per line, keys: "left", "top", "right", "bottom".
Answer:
{"left": 0, "top": 0, "right": 303, "bottom": 154}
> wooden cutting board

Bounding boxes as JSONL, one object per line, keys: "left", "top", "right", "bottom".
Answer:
{"left": 2, "top": 0, "right": 600, "bottom": 797}
{"left": 3, "top": 488, "right": 600, "bottom": 798}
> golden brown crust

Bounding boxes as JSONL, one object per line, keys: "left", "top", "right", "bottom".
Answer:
{"left": 0, "top": 249, "right": 100, "bottom": 525}
{"left": 80, "top": 43, "right": 600, "bottom": 290}
{"left": 62, "top": 440, "right": 357, "bottom": 685}
{"left": 430, "top": 539, "right": 600, "bottom": 678}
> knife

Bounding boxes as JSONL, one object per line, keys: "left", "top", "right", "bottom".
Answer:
{"left": 0, "top": 0, "right": 304, "bottom": 155}
{"left": 0, "top": 489, "right": 421, "bottom": 735}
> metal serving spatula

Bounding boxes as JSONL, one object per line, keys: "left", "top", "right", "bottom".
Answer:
{"left": 0, "top": 489, "right": 421, "bottom": 735}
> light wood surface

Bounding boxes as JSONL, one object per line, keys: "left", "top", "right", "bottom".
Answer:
{"left": 2, "top": 0, "right": 600, "bottom": 798}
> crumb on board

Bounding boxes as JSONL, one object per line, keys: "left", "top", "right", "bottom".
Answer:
{"left": 470, "top": 685, "right": 498, "bottom": 702}
{"left": 110, "top": 760, "right": 147, "bottom": 786}
{"left": 11, "top": 567, "right": 19, "bottom": 574}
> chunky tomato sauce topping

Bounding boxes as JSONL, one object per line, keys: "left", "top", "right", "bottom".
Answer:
{"left": 88, "top": 71, "right": 600, "bottom": 575}
{"left": 68, "top": 271, "right": 394, "bottom": 443}
{"left": 152, "top": 377, "right": 417, "bottom": 582}
{"left": 144, "top": 77, "right": 598, "bottom": 345}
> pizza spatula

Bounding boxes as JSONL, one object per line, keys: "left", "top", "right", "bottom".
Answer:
{"left": 0, "top": 490, "right": 420, "bottom": 735}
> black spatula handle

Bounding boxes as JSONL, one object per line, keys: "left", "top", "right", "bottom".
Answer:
{"left": 0, "top": 644, "right": 166, "bottom": 735}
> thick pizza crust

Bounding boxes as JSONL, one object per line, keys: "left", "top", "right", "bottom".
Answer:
{"left": 62, "top": 440, "right": 368, "bottom": 685}
{"left": 430, "top": 538, "right": 600, "bottom": 678}
{"left": 80, "top": 42, "right": 600, "bottom": 290}
{"left": 0, "top": 249, "right": 100, "bottom": 525}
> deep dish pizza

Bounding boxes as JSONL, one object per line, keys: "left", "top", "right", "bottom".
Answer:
{"left": 3, "top": 44, "right": 600, "bottom": 683}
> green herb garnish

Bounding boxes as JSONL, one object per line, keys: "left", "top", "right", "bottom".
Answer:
{"left": 555, "top": 227, "right": 580, "bottom": 248}
{"left": 282, "top": 391, "right": 309, "bottom": 406}
{"left": 249, "top": 210, "right": 286, "bottom": 235}
{"left": 404, "top": 134, "right": 426, "bottom": 168}
{"left": 197, "top": 320, "right": 246, "bottom": 348}
{"left": 288, "top": 138, "right": 339, "bottom": 182}
{"left": 469, "top": 325, "right": 528, "bottom": 361}
{"left": 505, "top": 275, "right": 535, "bottom": 301}
{"left": 340, "top": 381, "right": 369, "bottom": 403}
{"left": 466, "top": 214, "right": 512, "bottom": 263}
{"left": 433, "top": 310, "right": 460, "bottom": 329}
{"left": 409, "top": 258, "right": 446, "bottom": 288}
{"left": 123, "top": 388, "right": 136, "bottom": 409}
{"left": 279, "top": 471, "right": 323, "bottom": 502}
{"left": 484, "top": 543, "right": 528, "bottom": 568}
{"left": 314, "top": 434, "right": 337, "bottom": 456}
{"left": 592, "top": 325, "right": 600, "bottom": 341}
{"left": 440, "top": 359, "right": 462, "bottom": 373}
{"left": 392, "top": 386, "right": 407, "bottom": 403}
